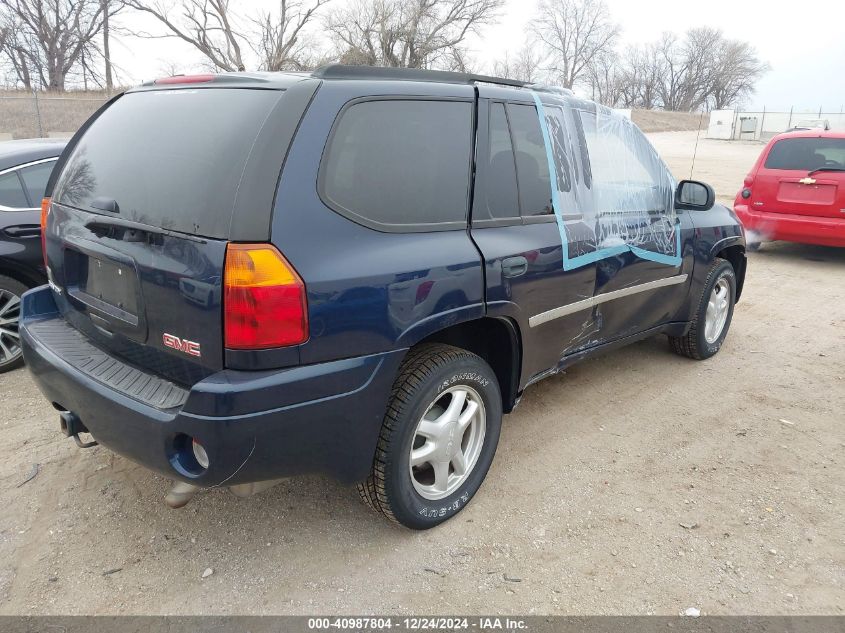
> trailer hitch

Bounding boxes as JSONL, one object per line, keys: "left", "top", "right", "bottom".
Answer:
{"left": 59, "top": 411, "right": 98, "bottom": 449}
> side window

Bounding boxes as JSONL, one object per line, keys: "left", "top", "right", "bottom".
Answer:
{"left": 484, "top": 102, "right": 519, "bottom": 219}
{"left": 578, "top": 109, "right": 672, "bottom": 215}
{"left": 19, "top": 161, "right": 56, "bottom": 206}
{"left": 0, "top": 171, "right": 30, "bottom": 209}
{"left": 321, "top": 99, "right": 473, "bottom": 229}
{"left": 507, "top": 104, "right": 552, "bottom": 216}
{"left": 543, "top": 105, "right": 573, "bottom": 195}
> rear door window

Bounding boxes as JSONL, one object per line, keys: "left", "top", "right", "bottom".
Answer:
{"left": 0, "top": 171, "right": 29, "bottom": 209}
{"left": 764, "top": 137, "right": 845, "bottom": 170}
{"left": 53, "top": 88, "right": 284, "bottom": 239}
{"left": 320, "top": 99, "right": 473, "bottom": 230}
{"left": 483, "top": 102, "right": 519, "bottom": 220}
{"left": 506, "top": 104, "right": 552, "bottom": 217}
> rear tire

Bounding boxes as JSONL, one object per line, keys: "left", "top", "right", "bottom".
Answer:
{"left": 357, "top": 343, "right": 502, "bottom": 529}
{"left": 669, "top": 258, "right": 736, "bottom": 360}
{"left": 0, "top": 275, "right": 27, "bottom": 373}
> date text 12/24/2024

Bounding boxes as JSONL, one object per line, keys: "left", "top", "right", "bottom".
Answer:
{"left": 307, "top": 617, "right": 528, "bottom": 631}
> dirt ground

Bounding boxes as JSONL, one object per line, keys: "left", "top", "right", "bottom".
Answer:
{"left": 0, "top": 132, "right": 843, "bottom": 615}
{"left": 633, "top": 110, "right": 709, "bottom": 134}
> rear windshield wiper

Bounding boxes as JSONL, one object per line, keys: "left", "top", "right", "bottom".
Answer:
{"left": 83, "top": 215, "right": 207, "bottom": 243}
{"left": 808, "top": 167, "right": 845, "bottom": 176}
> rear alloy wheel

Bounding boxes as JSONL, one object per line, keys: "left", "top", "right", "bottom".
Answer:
{"left": 669, "top": 258, "right": 736, "bottom": 360}
{"left": 409, "top": 384, "right": 487, "bottom": 501}
{"left": 0, "top": 276, "right": 27, "bottom": 373}
{"left": 357, "top": 344, "right": 502, "bottom": 529}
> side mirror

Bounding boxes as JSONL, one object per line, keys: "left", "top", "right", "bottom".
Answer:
{"left": 675, "top": 180, "right": 715, "bottom": 210}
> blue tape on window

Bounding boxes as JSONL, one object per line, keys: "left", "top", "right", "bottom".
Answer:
{"left": 531, "top": 91, "right": 682, "bottom": 270}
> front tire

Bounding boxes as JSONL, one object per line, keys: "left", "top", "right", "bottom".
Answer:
{"left": 669, "top": 258, "right": 736, "bottom": 360}
{"left": 358, "top": 344, "right": 502, "bottom": 529}
{"left": 0, "top": 275, "right": 27, "bottom": 373}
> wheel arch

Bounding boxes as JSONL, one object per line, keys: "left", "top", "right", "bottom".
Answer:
{"left": 414, "top": 316, "right": 522, "bottom": 413}
{"left": 711, "top": 240, "right": 747, "bottom": 302}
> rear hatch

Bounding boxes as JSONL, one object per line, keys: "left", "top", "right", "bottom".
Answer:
{"left": 752, "top": 136, "right": 845, "bottom": 219}
{"left": 45, "top": 80, "right": 315, "bottom": 385}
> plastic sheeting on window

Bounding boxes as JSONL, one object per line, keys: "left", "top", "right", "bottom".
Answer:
{"left": 532, "top": 93, "right": 681, "bottom": 270}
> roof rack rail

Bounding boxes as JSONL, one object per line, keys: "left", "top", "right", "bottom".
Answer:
{"left": 311, "top": 64, "right": 574, "bottom": 94}
{"left": 527, "top": 83, "right": 575, "bottom": 96}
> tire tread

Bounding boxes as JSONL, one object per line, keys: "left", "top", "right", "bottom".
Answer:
{"left": 669, "top": 257, "right": 731, "bottom": 360}
{"left": 356, "top": 343, "right": 484, "bottom": 525}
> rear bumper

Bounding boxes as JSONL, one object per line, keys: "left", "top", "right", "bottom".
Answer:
{"left": 735, "top": 204, "right": 845, "bottom": 247}
{"left": 20, "top": 285, "right": 405, "bottom": 486}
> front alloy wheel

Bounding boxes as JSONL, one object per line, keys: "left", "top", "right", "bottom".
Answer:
{"left": 669, "top": 258, "right": 736, "bottom": 360}
{"left": 704, "top": 278, "right": 731, "bottom": 344}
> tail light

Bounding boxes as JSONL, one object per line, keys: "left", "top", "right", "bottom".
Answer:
{"left": 40, "top": 197, "right": 50, "bottom": 268}
{"left": 223, "top": 243, "right": 308, "bottom": 349}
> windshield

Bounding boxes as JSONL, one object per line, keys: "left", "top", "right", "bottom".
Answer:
{"left": 53, "top": 88, "right": 283, "bottom": 239}
{"left": 764, "top": 137, "right": 845, "bottom": 171}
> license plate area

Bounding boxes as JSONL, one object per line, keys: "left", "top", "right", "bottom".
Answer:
{"left": 82, "top": 256, "right": 139, "bottom": 319}
{"left": 778, "top": 181, "right": 837, "bottom": 205}
{"left": 64, "top": 243, "right": 145, "bottom": 336}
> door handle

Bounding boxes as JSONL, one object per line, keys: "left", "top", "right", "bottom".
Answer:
{"left": 3, "top": 224, "right": 41, "bottom": 239}
{"left": 502, "top": 256, "right": 528, "bottom": 278}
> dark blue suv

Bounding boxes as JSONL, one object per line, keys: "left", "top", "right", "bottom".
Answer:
{"left": 20, "top": 65, "right": 746, "bottom": 529}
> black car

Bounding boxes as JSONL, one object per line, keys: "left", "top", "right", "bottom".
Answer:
{"left": 21, "top": 66, "right": 746, "bottom": 529}
{"left": 0, "top": 138, "right": 67, "bottom": 372}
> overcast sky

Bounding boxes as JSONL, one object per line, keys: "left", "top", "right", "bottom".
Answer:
{"left": 109, "top": 0, "right": 845, "bottom": 112}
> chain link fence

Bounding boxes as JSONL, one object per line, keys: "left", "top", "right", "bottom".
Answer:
{"left": 0, "top": 91, "right": 111, "bottom": 140}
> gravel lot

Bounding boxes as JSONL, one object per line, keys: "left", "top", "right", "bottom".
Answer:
{"left": 0, "top": 132, "right": 843, "bottom": 615}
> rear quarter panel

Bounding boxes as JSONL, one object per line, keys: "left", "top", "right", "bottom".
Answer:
{"left": 269, "top": 80, "right": 485, "bottom": 366}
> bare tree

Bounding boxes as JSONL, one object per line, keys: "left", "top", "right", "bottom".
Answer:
{"left": 491, "top": 43, "right": 542, "bottom": 82}
{"left": 708, "top": 37, "right": 768, "bottom": 109}
{"left": 0, "top": 0, "right": 113, "bottom": 90}
{"left": 121, "top": 0, "right": 247, "bottom": 71}
{"left": 123, "top": 0, "right": 331, "bottom": 73}
{"left": 584, "top": 48, "right": 624, "bottom": 106}
{"left": 252, "top": 0, "right": 332, "bottom": 71}
{"left": 326, "top": 0, "right": 504, "bottom": 70}
{"left": 0, "top": 12, "right": 35, "bottom": 88}
{"left": 530, "top": 0, "right": 619, "bottom": 89}
{"left": 650, "top": 27, "right": 768, "bottom": 112}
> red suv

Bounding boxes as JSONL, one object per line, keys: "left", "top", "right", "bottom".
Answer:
{"left": 734, "top": 130, "right": 845, "bottom": 248}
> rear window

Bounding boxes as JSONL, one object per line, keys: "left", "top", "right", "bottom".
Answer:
{"left": 764, "top": 137, "right": 845, "bottom": 171}
{"left": 53, "top": 88, "right": 283, "bottom": 239}
{"left": 320, "top": 99, "right": 473, "bottom": 230}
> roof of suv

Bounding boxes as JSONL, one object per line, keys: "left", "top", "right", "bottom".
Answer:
{"left": 135, "top": 64, "right": 573, "bottom": 97}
